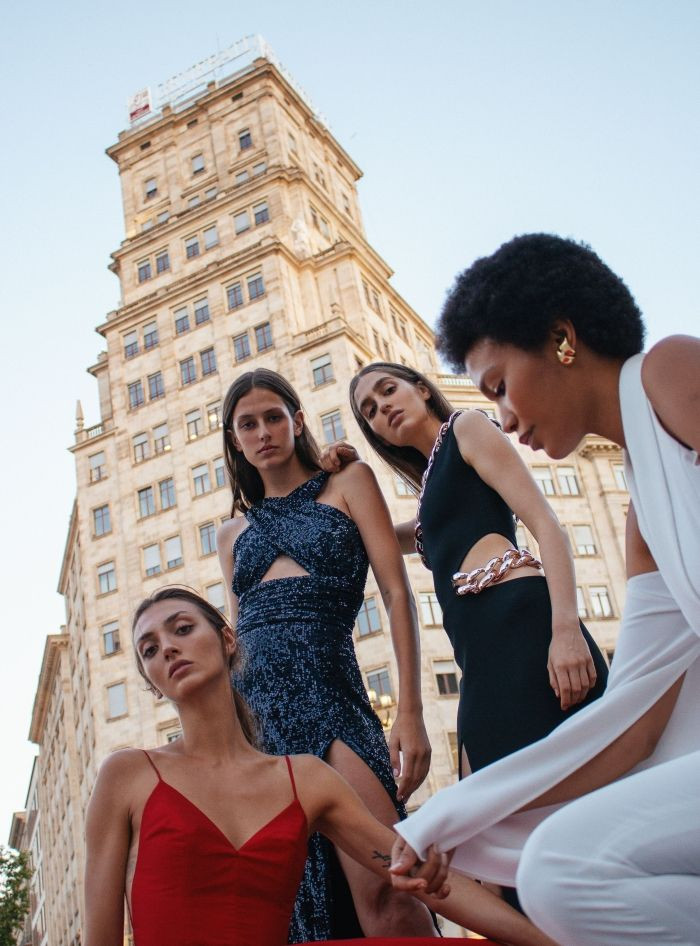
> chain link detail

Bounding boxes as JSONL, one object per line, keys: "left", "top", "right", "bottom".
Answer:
{"left": 452, "top": 547, "right": 543, "bottom": 595}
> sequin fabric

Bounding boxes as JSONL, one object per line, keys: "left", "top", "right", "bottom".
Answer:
{"left": 232, "top": 472, "right": 404, "bottom": 943}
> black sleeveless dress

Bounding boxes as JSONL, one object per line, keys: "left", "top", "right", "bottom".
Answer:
{"left": 420, "top": 415, "right": 609, "bottom": 774}
{"left": 232, "top": 472, "right": 404, "bottom": 942}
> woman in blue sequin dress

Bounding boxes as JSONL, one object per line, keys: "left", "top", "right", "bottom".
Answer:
{"left": 216, "top": 369, "right": 434, "bottom": 943}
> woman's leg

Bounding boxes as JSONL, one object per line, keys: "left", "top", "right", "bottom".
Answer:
{"left": 517, "top": 751, "right": 700, "bottom": 946}
{"left": 325, "top": 739, "right": 437, "bottom": 937}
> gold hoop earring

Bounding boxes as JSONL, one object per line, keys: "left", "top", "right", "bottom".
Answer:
{"left": 556, "top": 338, "right": 576, "bottom": 366}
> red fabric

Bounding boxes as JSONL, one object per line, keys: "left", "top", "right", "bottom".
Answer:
{"left": 306, "top": 940, "right": 499, "bottom": 944}
{"left": 130, "top": 755, "right": 308, "bottom": 946}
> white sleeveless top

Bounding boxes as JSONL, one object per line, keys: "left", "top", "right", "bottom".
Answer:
{"left": 395, "top": 351, "right": 700, "bottom": 885}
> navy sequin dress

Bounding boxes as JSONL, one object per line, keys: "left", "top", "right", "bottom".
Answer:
{"left": 232, "top": 472, "right": 404, "bottom": 942}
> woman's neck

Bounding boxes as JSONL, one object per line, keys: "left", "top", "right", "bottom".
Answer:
{"left": 175, "top": 679, "right": 253, "bottom": 761}
{"left": 410, "top": 413, "right": 446, "bottom": 458}
{"left": 581, "top": 354, "right": 627, "bottom": 448}
{"left": 260, "top": 454, "right": 318, "bottom": 498}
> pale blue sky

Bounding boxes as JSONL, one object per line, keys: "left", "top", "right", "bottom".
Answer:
{"left": 1, "top": 0, "right": 698, "bottom": 830}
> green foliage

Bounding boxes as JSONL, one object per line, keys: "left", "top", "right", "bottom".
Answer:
{"left": 0, "top": 846, "right": 32, "bottom": 946}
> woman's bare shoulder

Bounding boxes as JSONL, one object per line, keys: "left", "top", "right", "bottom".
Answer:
{"left": 217, "top": 514, "right": 248, "bottom": 544}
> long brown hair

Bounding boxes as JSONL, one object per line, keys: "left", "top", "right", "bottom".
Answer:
{"left": 131, "top": 586, "right": 258, "bottom": 747}
{"left": 349, "top": 362, "right": 453, "bottom": 491}
{"left": 222, "top": 368, "right": 322, "bottom": 514}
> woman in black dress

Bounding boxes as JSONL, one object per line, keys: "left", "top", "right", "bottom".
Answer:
{"left": 350, "top": 363, "right": 608, "bottom": 778}
{"left": 216, "top": 368, "right": 433, "bottom": 942}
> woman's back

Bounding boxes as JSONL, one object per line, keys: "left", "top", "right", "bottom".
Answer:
{"left": 130, "top": 752, "right": 308, "bottom": 946}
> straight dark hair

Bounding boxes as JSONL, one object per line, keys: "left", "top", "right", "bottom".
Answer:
{"left": 132, "top": 586, "right": 258, "bottom": 747}
{"left": 222, "top": 368, "right": 322, "bottom": 515}
{"left": 349, "top": 362, "right": 453, "bottom": 491}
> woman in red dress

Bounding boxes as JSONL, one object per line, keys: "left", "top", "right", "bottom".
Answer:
{"left": 83, "top": 586, "right": 556, "bottom": 946}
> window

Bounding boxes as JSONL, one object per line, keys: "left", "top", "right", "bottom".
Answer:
{"left": 138, "top": 486, "right": 156, "bottom": 518}
{"left": 311, "top": 353, "right": 334, "bottom": 386}
{"left": 157, "top": 210, "right": 170, "bottom": 224}
{"left": 419, "top": 592, "right": 442, "bottom": 627}
{"left": 239, "top": 128, "right": 252, "bottom": 150}
{"left": 399, "top": 318, "right": 408, "bottom": 342}
{"left": 160, "top": 477, "right": 176, "bottom": 509}
{"left": 98, "top": 561, "right": 117, "bottom": 594}
{"left": 288, "top": 131, "right": 297, "bottom": 153}
{"left": 186, "top": 409, "right": 203, "bottom": 440}
{"left": 148, "top": 371, "right": 164, "bottom": 400}
{"left": 342, "top": 192, "right": 351, "bottom": 216}
{"left": 557, "top": 466, "right": 580, "bottom": 496}
{"left": 166, "top": 730, "right": 182, "bottom": 743}
{"left": 155, "top": 250, "right": 170, "bottom": 274}
{"left": 234, "top": 210, "right": 250, "bottom": 234}
{"left": 107, "top": 682, "right": 127, "bottom": 719}
{"left": 165, "top": 535, "right": 183, "bottom": 569}
{"left": 227, "top": 282, "right": 244, "bottom": 310}
{"left": 235, "top": 170, "right": 249, "bottom": 185}
{"left": 394, "top": 475, "right": 413, "bottom": 497}
{"left": 372, "top": 289, "right": 382, "bottom": 314}
{"left": 366, "top": 667, "right": 393, "bottom": 701}
{"left": 434, "top": 659, "right": 459, "bottom": 696}
{"left": 319, "top": 215, "right": 330, "bottom": 239}
{"left": 174, "top": 307, "right": 190, "bottom": 334}
{"left": 253, "top": 201, "right": 269, "bottom": 225}
{"left": 191, "top": 153, "right": 205, "bottom": 174}
{"left": 153, "top": 422, "right": 170, "bottom": 454}
{"left": 200, "top": 347, "right": 217, "bottom": 376}
{"left": 180, "top": 356, "right": 197, "bottom": 386}
{"left": 207, "top": 402, "right": 222, "bottom": 429}
{"left": 213, "top": 456, "right": 226, "bottom": 488}
{"left": 613, "top": 463, "right": 628, "bottom": 490}
{"left": 89, "top": 451, "right": 106, "bottom": 482}
{"left": 143, "top": 321, "right": 159, "bottom": 349}
{"left": 576, "top": 586, "right": 588, "bottom": 618}
{"left": 133, "top": 432, "right": 150, "bottom": 463}
{"left": 93, "top": 505, "right": 111, "bottom": 536}
{"left": 193, "top": 463, "right": 211, "bottom": 496}
{"left": 124, "top": 330, "right": 139, "bottom": 359}
{"left": 194, "top": 297, "right": 210, "bottom": 325}
{"left": 321, "top": 409, "right": 345, "bottom": 444}
{"left": 137, "top": 259, "right": 152, "bottom": 283}
{"left": 255, "top": 322, "right": 273, "bottom": 352}
{"left": 102, "top": 621, "right": 120, "bottom": 656}
{"left": 382, "top": 339, "right": 391, "bottom": 361}
{"left": 247, "top": 272, "right": 265, "bottom": 299}
{"left": 356, "top": 596, "right": 381, "bottom": 637}
{"left": 573, "top": 524, "right": 596, "bottom": 556}
{"left": 145, "top": 178, "right": 157, "bottom": 199}
{"left": 128, "top": 380, "right": 145, "bottom": 409}
{"left": 188, "top": 195, "right": 201, "bottom": 208}
{"left": 231, "top": 332, "right": 252, "bottom": 364}
{"left": 590, "top": 585, "right": 613, "bottom": 618}
{"left": 253, "top": 161, "right": 266, "bottom": 176}
{"left": 185, "top": 235, "right": 200, "bottom": 259}
{"left": 372, "top": 329, "right": 380, "bottom": 353}
{"left": 144, "top": 543, "right": 162, "bottom": 577}
{"left": 199, "top": 521, "right": 217, "bottom": 555}
{"left": 203, "top": 225, "right": 219, "bottom": 249}
{"left": 205, "top": 186, "right": 218, "bottom": 200}
{"left": 206, "top": 582, "right": 226, "bottom": 613}
{"left": 532, "top": 466, "right": 555, "bottom": 495}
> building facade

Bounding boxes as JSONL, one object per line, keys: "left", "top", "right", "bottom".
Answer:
{"left": 22, "top": 39, "right": 628, "bottom": 943}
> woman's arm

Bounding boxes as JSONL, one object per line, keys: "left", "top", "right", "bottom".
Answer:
{"left": 642, "top": 335, "right": 700, "bottom": 453}
{"left": 83, "top": 752, "right": 134, "bottom": 946}
{"left": 396, "top": 517, "right": 418, "bottom": 554}
{"left": 339, "top": 462, "right": 431, "bottom": 801}
{"left": 454, "top": 410, "right": 596, "bottom": 710}
{"left": 216, "top": 518, "right": 243, "bottom": 626}
{"left": 301, "top": 758, "right": 557, "bottom": 946}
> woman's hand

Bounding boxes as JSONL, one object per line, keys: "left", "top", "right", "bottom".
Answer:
{"left": 389, "top": 709, "right": 432, "bottom": 802}
{"left": 389, "top": 841, "right": 451, "bottom": 897}
{"left": 547, "top": 623, "right": 596, "bottom": 710}
{"left": 319, "top": 441, "right": 359, "bottom": 472}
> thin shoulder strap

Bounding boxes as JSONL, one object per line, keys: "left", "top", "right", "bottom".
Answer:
{"left": 284, "top": 755, "right": 298, "bottom": 799}
{"left": 142, "top": 750, "right": 162, "bottom": 780}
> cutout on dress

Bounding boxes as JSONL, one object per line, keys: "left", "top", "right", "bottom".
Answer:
{"left": 260, "top": 554, "right": 310, "bottom": 583}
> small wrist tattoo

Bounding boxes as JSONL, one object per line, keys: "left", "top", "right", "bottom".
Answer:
{"left": 371, "top": 850, "right": 391, "bottom": 869}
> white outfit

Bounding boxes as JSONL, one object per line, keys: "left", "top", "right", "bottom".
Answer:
{"left": 395, "top": 353, "right": 700, "bottom": 944}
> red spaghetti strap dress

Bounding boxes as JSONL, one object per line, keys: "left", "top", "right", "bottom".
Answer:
{"left": 129, "top": 751, "right": 497, "bottom": 946}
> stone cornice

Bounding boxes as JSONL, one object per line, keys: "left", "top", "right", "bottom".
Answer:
{"left": 29, "top": 634, "right": 70, "bottom": 744}
{"left": 578, "top": 435, "right": 623, "bottom": 459}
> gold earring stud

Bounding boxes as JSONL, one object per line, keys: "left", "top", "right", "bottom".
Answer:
{"left": 556, "top": 338, "right": 576, "bottom": 365}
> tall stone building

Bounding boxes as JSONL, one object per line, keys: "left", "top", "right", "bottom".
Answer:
{"left": 20, "top": 37, "right": 628, "bottom": 944}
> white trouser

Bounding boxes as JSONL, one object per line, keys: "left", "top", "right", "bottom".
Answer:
{"left": 516, "top": 749, "right": 700, "bottom": 946}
